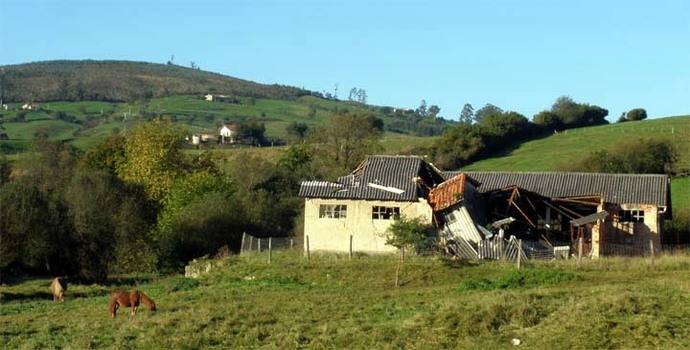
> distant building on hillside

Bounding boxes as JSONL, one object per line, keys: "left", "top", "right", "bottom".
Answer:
{"left": 219, "top": 123, "right": 236, "bottom": 144}
{"left": 204, "top": 94, "right": 240, "bottom": 104}
{"left": 21, "top": 103, "right": 38, "bottom": 110}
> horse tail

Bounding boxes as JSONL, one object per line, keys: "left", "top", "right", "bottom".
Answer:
{"left": 139, "top": 292, "right": 156, "bottom": 311}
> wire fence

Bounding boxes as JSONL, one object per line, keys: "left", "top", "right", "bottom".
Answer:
{"left": 240, "top": 233, "right": 301, "bottom": 254}
{"left": 237, "top": 232, "right": 690, "bottom": 268}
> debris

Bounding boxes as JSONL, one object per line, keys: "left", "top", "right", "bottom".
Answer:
{"left": 511, "top": 338, "right": 521, "bottom": 346}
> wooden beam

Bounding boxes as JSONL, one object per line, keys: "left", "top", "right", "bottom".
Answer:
{"left": 511, "top": 201, "right": 536, "bottom": 228}
{"left": 557, "top": 204, "right": 584, "bottom": 219}
{"left": 543, "top": 200, "right": 576, "bottom": 220}
{"left": 524, "top": 194, "right": 543, "bottom": 220}
{"left": 506, "top": 188, "right": 518, "bottom": 215}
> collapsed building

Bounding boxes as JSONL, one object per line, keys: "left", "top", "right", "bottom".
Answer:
{"left": 299, "top": 155, "right": 672, "bottom": 258}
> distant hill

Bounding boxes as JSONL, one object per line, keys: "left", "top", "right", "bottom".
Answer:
{"left": 463, "top": 115, "right": 690, "bottom": 172}
{"left": 0, "top": 60, "right": 452, "bottom": 153}
{"left": 0, "top": 60, "right": 312, "bottom": 102}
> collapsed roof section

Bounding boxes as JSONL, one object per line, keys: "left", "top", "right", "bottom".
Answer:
{"left": 428, "top": 173, "right": 479, "bottom": 211}
{"left": 299, "top": 155, "right": 446, "bottom": 202}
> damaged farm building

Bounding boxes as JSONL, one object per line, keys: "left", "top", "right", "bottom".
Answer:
{"left": 299, "top": 155, "right": 672, "bottom": 258}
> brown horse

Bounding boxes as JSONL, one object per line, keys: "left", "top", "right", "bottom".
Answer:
{"left": 108, "top": 290, "right": 156, "bottom": 318}
{"left": 50, "top": 277, "right": 68, "bottom": 303}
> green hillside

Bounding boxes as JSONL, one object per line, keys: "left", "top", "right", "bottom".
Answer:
{"left": 4, "top": 253, "right": 690, "bottom": 348}
{"left": 0, "top": 95, "right": 437, "bottom": 153}
{"left": 0, "top": 60, "right": 310, "bottom": 102}
{"left": 0, "top": 60, "right": 448, "bottom": 154}
{"left": 464, "top": 115, "right": 690, "bottom": 172}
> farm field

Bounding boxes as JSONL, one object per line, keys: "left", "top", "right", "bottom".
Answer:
{"left": 0, "top": 95, "right": 434, "bottom": 154}
{"left": 463, "top": 115, "right": 690, "bottom": 172}
{"left": 3, "top": 252, "right": 690, "bottom": 348}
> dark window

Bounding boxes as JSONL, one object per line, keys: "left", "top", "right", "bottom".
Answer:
{"left": 372, "top": 206, "right": 400, "bottom": 220}
{"left": 620, "top": 209, "right": 644, "bottom": 223}
{"left": 319, "top": 204, "right": 347, "bottom": 219}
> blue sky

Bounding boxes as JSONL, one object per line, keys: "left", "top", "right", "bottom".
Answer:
{"left": 2, "top": 0, "right": 690, "bottom": 121}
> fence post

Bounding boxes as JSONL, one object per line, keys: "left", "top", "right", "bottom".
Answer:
{"left": 268, "top": 237, "right": 272, "bottom": 264}
{"left": 258, "top": 238, "right": 262, "bottom": 252}
{"left": 349, "top": 235, "right": 353, "bottom": 261}
{"left": 290, "top": 238, "right": 294, "bottom": 250}
{"left": 517, "top": 239, "right": 522, "bottom": 270}
{"left": 240, "top": 232, "right": 246, "bottom": 255}
{"left": 649, "top": 239, "right": 655, "bottom": 266}
{"left": 577, "top": 236, "right": 583, "bottom": 267}
{"left": 249, "top": 236, "right": 253, "bottom": 253}
{"left": 306, "top": 235, "right": 310, "bottom": 261}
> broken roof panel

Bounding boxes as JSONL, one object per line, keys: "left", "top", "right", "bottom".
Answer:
{"left": 444, "top": 171, "right": 669, "bottom": 207}
{"left": 428, "top": 173, "right": 471, "bottom": 211}
{"left": 299, "top": 155, "right": 445, "bottom": 202}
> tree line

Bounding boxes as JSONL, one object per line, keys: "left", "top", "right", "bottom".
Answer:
{"left": 428, "top": 96, "right": 612, "bottom": 169}
{"left": 0, "top": 112, "right": 386, "bottom": 282}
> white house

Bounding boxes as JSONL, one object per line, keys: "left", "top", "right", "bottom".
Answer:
{"left": 21, "top": 103, "right": 37, "bottom": 110}
{"left": 298, "top": 155, "right": 445, "bottom": 253}
{"left": 219, "top": 124, "right": 236, "bottom": 144}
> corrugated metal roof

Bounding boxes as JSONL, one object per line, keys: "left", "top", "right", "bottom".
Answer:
{"left": 299, "top": 155, "right": 444, "bottom": 201}
{"left": 444, "top": 171, "right": 669, "bottom": 206}
{"left": 428, "top": 173, "right": 468, "bottom": 211}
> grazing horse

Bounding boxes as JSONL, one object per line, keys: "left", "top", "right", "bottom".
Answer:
{"left": 50, "top": 277, "right": 68, "bottom": 303}
{"left": 108, "top": 290, "right": 156, "bottom": 318}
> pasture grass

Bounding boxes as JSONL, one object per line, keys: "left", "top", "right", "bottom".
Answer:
{"left": 4, "top": 252, "right": 690, "bottom": 348}
{"left": 464, "top": 115, "right": 690, "bottom": 172}
{"left": 0, "top": 95, "right": 430, "bottom": 154}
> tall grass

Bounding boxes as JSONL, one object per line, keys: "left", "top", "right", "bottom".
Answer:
{"left": 4, "top": 251, "right": 690, "bottom": 348}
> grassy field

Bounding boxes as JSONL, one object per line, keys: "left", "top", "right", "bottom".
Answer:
{"left": 3, "top": 252, "right": 690, "bottom": 348}
{"left": 0, "top": 95, "right": 431, "bottom": 153}
{"left": 464, "top": 115, "right": 690, "bottom": 171}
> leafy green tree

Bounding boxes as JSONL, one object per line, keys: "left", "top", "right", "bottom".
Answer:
{"left": 385, "top": 216, "right": 436, "bottom": 287}
{"left": 428, "top": 105, "right": 441, "bottom": 118}
{"left": 385, "top": 216, "right": 436, "bottom": 252}
{"left": 81, "top": 134, "right": 126, "bottom": 175}
{"left": 626, "top": 108, "right": 648, "bottom": 121}
{"left": 285, "top": 122, "right": 309, "bottom": 141}
{"left": 64, "top": 170, "right": 122, "bottom": 282}
{"left": 549, "top": 96, "right": 608, "bottom": 127}
{"left": 309, "top": 113, "right": 383, "bottom": 174}
{"left": 236, "top": 120, "right": 266, "bottom": 145}
{"left": 117, "top": 120, "right": 188, "bottom": 202}
{"left": 565, "top": 138, "right": 677, "bottom": 174}
{"left": 157, "top": 171, "right": 235, "bottom": 236}
{"left": 433, "top": 123, "right": 485, "bottom": 169}
{"left": 459, "top": 103, "right": 474, "bottom": 124}
{"left": 0, "top": 182, "right": 55, "bottom": 276}
{"left": 474, "top": 103, "right": 503, "bottom": 123}
{"left": 159, "top": 193, "right": 245, "bottom": 269}
{"left": 532, "top": 111, "right": 562, "bottom": 129}
{"left": 278, "top": 144, "right": 313, "bottom": 174}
